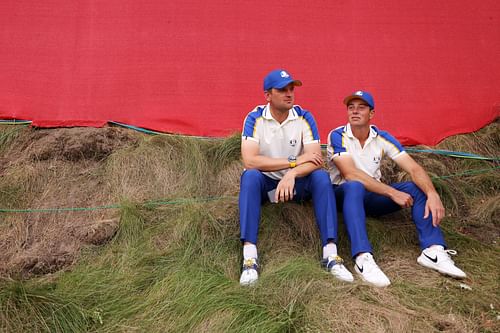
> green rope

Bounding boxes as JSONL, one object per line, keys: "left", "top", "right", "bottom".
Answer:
{"left": 143, "top": 196, "right": 235, "bottom": 206}
{"left": 319, "top": 144, "right": 498, "bottom": 161}
{"left": 108, "top": 121, "right": 224, "bottom": 140}
{"left": 0, "top": 204, "right": 120, "bottom": 213}
{"left": 0, "top": 196, "right": 236, "bottom": 214}
{"left": 0, "top": 120, "right": 32, "bottom": 125}
{"left": 5, "top": 120, "right": 497, "bottom": 161}
{"left": 0, "top": 167, "right": 498, "bottom": 214}
{"left": 431, "top": 165, "right": 500, "bottom": 180}
{"left": 405, "top": 148, "right": 499, "bottom": 161}
{"left": 1, "top": 122, "right": 498, "bottom": 214}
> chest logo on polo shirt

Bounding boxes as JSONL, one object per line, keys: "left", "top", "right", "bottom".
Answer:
{"left": 289, "top": 139, "right": 297, "bottom": 147}
{"left": 373, "top": 156, "right": 381, "bottom": 164}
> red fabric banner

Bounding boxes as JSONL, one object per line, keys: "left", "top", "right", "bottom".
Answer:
{"left": 1, "top": 1, "right": 499, "bottom": 145}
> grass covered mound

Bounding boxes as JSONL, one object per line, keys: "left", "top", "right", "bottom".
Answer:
{"left": 0, "top": 121, "right": 498, "bottom": 332}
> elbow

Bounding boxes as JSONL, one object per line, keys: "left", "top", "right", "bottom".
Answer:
{"left": 343, "top": 172, "right": 358, "bottom": 182}
{"left": 242, "top": 158, "right": 255, "bottom": 170}
{"left": 342, "top": 172, "right": 367, "bottom": 186}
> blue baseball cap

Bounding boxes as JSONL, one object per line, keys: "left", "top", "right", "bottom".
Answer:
{"left": 263, "top": 69, "right": 302, "bottom": 91}
{"left": 343, "top": 90, "right": 375, "bottom": 109}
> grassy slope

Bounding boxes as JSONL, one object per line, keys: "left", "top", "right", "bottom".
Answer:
{"left": 0, "top": 123, "right": 499, "bottom": 333}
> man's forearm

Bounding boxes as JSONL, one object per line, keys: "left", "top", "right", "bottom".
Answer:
{"left": 344, "top": 169, "right": 398, "bottom": 198}
{"left": 288, "top": 161, "right": 321, "bottom": 179}
{"left": 243, "top": 155, "right": 290, "bottom": 172}
{"left": 243, "top": 148, "right": 322, "bottom": 173}
{"left": 410, "top": 166, "right": 438, "bottom": 196}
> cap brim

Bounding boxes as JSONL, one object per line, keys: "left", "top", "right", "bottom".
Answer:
{"left": 274, "top": 79, "right": 302, "bottom": 89}
{"left": 343, "top": 95, "right": 368, "bottom": 106}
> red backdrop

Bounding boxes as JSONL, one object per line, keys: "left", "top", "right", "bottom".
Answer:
{"left": 1, "top": 0, "right": 499, "bottom": 145}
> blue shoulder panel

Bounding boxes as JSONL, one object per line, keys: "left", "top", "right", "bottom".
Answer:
{"left": 373, "top": 126, "right": 405, "bottom": 152}
{"left": 330, "top": 126, "right": 347, "bottom": 154}
{"left": 294, "top": 106, "right": 320, "bottom": 140}
{"left": 242, "top": 106, "right": 265, "bottom": 138}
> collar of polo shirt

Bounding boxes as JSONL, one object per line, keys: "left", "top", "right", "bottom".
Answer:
{"left": 262, "top": 103, "right": 299, "bottom": 122}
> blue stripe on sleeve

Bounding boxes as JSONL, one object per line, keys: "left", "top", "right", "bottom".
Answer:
{"left": 375, "top": 127, "right": 405, "bottom": 152}
{"left": 242, "top": 106, "right": 264, "bottom": 138}
{"left": 330, "top": 126, "right": 346, "bottom": 154}
{"left": 294, "top": 106, "right": 320, "bottom": 140}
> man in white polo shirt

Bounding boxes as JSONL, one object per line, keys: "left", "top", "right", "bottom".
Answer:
{"left": 238, "top": 69, "right": 353, "bottom": 285}
{"left": 327, "top": 90, "right": 466, "bottom": 287}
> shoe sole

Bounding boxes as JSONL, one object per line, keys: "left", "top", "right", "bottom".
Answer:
{"left": 417, "top": 257, "right": 467, "bottom": 279}
{"left": 330, "top": 272, "right": 354, "bottom": 283}
{"left": 240, "top": 280, "right": 257, "bottom": 286}
{"left": 354, "top": 267, "right": 390, "bottom": 288}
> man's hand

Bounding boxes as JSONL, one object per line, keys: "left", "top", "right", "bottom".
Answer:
{"left": 275, "top": 171, "right": 296, "bottom": 202}
{"left": 424, "top": 191, "right": 445, "bottom": 227}
{"left": 297, "top": 151, "right": 323, "bottom": 166}
{"left": 394, "top": 154, "right": 444, "bottom": 227}
{"left": 389, "top": 189, "right": 414, "bottom": 208}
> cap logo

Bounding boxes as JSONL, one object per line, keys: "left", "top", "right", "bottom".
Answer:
{"left": 280, "top": 71, "right": 290, "bottom": 78}
{"left": 355, "top": 91, "right": 363, "bottom": 96}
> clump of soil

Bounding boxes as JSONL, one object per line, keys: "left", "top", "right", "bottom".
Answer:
{"left": 25, "top": 127, "right": 137, "bottom": 161}
{"left": 0, "top": 126, "right": 138, "bottom": 278}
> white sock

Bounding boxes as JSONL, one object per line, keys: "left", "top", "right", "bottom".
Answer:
{"left": 243, "top": 244, "right": 258, "bottom": 260}
{"left": 322, "top": 243, "right": 337, "bottom": 259}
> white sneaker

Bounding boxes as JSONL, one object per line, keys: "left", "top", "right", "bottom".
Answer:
{"left": 417, "top": 246, "right": 467, "bottom": 279}
{"left": 322, "top": 255, "right": 354, "bottom": 282}
{"left": 239, "top": 258, "right": 259, "bottom": 286}
{"left": 354, "top": 253, "right": 391, "bottom": 287}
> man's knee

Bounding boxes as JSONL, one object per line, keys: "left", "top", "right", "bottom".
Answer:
{"left": 400, "top": 181, "right": 425, "bottom": 199}
{"left": 240, "top": 169, "right": 264, "bottom": 190}
{"left": 310, "top": 169, "right": 331, "bottom": 186}
{"left": 342, "top": 180, "right": 366, "bottom": 196}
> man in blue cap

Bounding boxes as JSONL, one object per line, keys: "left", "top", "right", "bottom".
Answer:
{"left": 238, "top": 69, "right": 353, "bottom": 285}
{"left": 326, "top": 90, "right": 467, "bottom": 287}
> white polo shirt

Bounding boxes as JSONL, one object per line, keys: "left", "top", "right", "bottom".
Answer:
{"left": 327, "top": 123, "right": 406, "bottom": 185}
{"left": 242, "top": 104, "right": 320, "bottom": 180}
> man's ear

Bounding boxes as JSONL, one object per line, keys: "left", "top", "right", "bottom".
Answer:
{"left": 369, "top": 109, "right": 375, "bottom": 119}
{"left": 264, "top": 90, "right": 271, "bottom": 102}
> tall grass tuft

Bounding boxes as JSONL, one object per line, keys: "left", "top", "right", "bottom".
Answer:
{"left": 206, "top": 133, "right": 241, "bottom": 172}
{"left": 0, "top": 278, "right": 92, "bottom": 332}
{"left": 113, "top": 202, "right": 145, "bottom": 245}
{"left": 470, "top": 194, "right": 500, "bottom": 225}
{"left": 0, "top": 125, "right": 28, "bottom": 152}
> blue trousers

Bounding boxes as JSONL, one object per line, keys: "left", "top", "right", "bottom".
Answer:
{"left": 239, "top": 169, "right": 337, "bottom": 246}
{"left": 333, "top": 181, "right": 446, "bottom": 258}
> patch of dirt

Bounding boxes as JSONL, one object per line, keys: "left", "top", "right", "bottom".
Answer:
{"left": 0, "top": 126, "right": 138, "bottom": 278}
{"left": 25, "top": 127, "right": 138, "bottom": 161}
{"left": 72, "top": 218, "right": 120, "bottom": 245}
{"left": 457, "top": 225, "right": 499, "bottom": 245}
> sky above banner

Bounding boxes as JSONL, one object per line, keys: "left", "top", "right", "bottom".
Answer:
{"left": 0, "top": 0, "right": 499, "bottom": 145}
